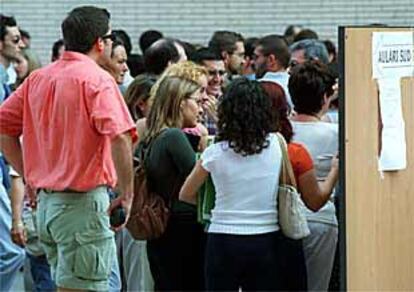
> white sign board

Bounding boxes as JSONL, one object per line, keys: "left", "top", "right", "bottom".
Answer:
{"left": 372, "top": 32, "right": 414, "bottom": 79}
{"left": 377, "top": 78, "right": 407, "bottom": 171}
{"left": 372, "top": 32, "right": 413, "bottom": 172}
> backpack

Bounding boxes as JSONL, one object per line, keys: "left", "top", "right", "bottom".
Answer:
{"left": 126, "top": 139, "right": 170, "bottom": 240}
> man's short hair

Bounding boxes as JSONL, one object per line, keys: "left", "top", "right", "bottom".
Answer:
{"left": 293, "top": 29, "right": 319, "bottom": 43}
{"left": 0, "top": 14, "right": 17, "bottom": 41}
{"left": 51, "top": 39, "right": 64, "bottom": 61}
{"left": 244, "top": 37, "right": 259, "bottom": 59}
{"left": 144, "top": 38, "right": 179, "bottom": 75}
{"left": 61, "top": 6, "right": 110, "bottom": 54}
{"left": 20, "top": 29, "right": 30, "bottom": 40}
{"left": 179, "top": 41, "right": 196, "bottom": 60}
{"left": 139, "top": 30, "right": 163, "bottom": 53}
{"left": 208, "top": 31, "right": 244, "bottom": 58}
{"left": 290, "top": 39, "right": 329, "bottom": 64}
{"left": 256, "top": 34, "right": 291, "bottom": 69}
{"left": 190, "top": 47, "right": 221, "bottom": 64}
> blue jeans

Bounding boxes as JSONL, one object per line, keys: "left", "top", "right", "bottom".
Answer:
{"left": 27, "top": 253, "right": 55, "bottom": 291}
{"left": 0, "top": 166, "right": 25, "bottom": 291}
{"left": 109, "top": 252, "right": 121, "bottom": 292}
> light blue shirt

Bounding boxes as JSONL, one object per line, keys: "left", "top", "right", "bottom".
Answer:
{"left": 259, "top": 71, "right": 292, "bottom": 108}
{"left": 0, "top": 64, "right": 8, "bottom": 104}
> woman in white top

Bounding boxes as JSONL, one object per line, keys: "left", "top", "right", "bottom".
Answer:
{"left": 289, "top": 60, "right": 338, "bottom": 291}
{"left": 180, "top": 78, "right": 284, "bottom": 291}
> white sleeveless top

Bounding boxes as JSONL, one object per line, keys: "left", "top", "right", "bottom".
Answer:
{"left": 201, "top": 133, "right": 282, "bottom": 235}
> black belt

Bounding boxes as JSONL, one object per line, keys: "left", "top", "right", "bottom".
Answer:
{"left": 39, "top": 188, "right": 85, "bottom": 194}
{"left": 38, "top": 185, "right": 108, "bottom": 194}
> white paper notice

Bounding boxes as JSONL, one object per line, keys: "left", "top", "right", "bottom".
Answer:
{"left": 377, "top": 78, "right": 407, "bottom": 171}
{"left": 372, "top": 32, "right": 414, "bottom": 79}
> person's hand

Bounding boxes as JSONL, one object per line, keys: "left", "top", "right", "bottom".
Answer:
{"left": 11, "top": 221, "right": 27, "bottom": 247}
{"left": 202, "top": 95, "right": 218, "bottom": 122}
{"left": 331, "top": 154, "right": 339, "bottom": 170}
{"left": 107, "top": 193, "right": 133, "bottom": 232}
{"left": 25, "top": 184, "right": 37, "bottom": 209}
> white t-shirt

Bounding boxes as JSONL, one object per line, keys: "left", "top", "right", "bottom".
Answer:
{"left": 291, "top": 121, "right": 338, "bottom": 226}
{"left": 201, "top": 133, "right": 282, "bottom": 235}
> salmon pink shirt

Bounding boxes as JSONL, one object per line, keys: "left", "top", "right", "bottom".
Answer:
{"left": 0, "top": 51, "right": 137, "bottom": 191}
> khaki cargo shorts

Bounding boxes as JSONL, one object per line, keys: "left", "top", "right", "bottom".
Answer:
{"left": 37, "top": 186, "right": 115, "bottom": 291}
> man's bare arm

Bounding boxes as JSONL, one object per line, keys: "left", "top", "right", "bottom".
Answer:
{"left": 0, "top": 135, "right": 24, "bottom": 176}
{"left": 108, "top": 131, "right": 134, "bottom": 231}
{"left": 10, "top": 176, "right": 27, "bottom": 247}
{"left": 111, "top": 132, "right": 134, "bottom": 197}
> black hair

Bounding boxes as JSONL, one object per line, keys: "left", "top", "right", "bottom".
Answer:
{"left": 283, "top": 25, "right": 303, "bottom": 46}
{"left": 216, "top": 78, "right": 274, "bottom": 156}
{"left": 19, "top": 29, "right": 30, "bottom": 39}
{"left": 190, "top": 47, "right": 221, "bottom": 64}
{"left": 244, "top": 37, "right": 259, "bottom": 59}
{"left": 0, "top": 14, "right": 17, "bottom": 41}
{"left": 256, "top": 34, "right": 291, "bottom": 69}
{"left": 323, "top": 40, "right": 336, "bottom": 59}
{"left": 127, "top": 54, "right": 145, "bottom": 77}
{"left": 208, "top": 31, "right": 244, "bottom": 58}
{"left": 51, "top": 39, "right": 64, "bottom": 61}
{"left": 284, "top": 25, "right": 303, "bottom": 38}
{"left": 144, "top": 38, "right": 179, "bottom": 75}
{"left": 113, "top": 29, "right": 132, "bottom": 55}
{"left": 179, "top": 41, "right": 196, "bottom": 59}
{"left": 293, "top": 29, "right": 319, "bottom": 43}
{"left": 139, "top": 30, "right": 163, "bottom": 53}
{"left": 61, "top": 6, "right": 110, "bottom": 54}
{"left": 288, "top": 61, "right": 336, "bottom": 115}
{"left": 111, "top": 36, "right": 125, "bottom": 57}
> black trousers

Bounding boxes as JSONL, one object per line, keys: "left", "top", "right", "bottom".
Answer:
{"left": 205, "top": 231, "right": 286, "bottom": 291}
{"left": 147, "top": 212, "right": 205, "bottom": 291}
{"left": 278, "top": 236, "right": 308, "bottom": 291}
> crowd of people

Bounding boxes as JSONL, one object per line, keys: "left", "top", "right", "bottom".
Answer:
{"left": 0, "top": 5, "right": 340, "bottom": 292}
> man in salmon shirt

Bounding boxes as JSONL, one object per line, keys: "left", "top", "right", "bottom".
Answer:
{"left": 0, "top": 6, "right": 137, "bottom": 292}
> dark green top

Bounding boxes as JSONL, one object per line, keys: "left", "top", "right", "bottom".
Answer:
{"left": 145, "top": 128, "right": 196, "bottom": 213}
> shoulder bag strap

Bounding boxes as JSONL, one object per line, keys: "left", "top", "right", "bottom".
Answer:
{"left": 276, "top": 133, "right": 297, "bottom": 188}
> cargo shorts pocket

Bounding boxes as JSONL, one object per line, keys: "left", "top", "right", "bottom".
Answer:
{"left": 72, "top": 229, "right": 114, "bottom": 281}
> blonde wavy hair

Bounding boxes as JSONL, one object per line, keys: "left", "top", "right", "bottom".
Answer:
{"left": 150, "top": 61, "right": 207, "bottom": 98}
{"left": 142, "top": 61, "right": 208, "bottom": 143}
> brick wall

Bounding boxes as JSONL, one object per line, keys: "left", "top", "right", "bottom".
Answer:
{"left": 2, "top": 0, "right": 413, "bottom": 65}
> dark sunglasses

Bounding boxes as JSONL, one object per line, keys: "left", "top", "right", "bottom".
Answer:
{"left": 101, "top": 33, "right": 116, "bottom": 42}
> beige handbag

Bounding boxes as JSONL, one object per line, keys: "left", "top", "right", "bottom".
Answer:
{"left": 276, "top": 133, "right": 310, "bottom": 240}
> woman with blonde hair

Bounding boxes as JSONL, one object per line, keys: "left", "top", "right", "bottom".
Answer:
{"left": 136, "top": 61, "right": 210, "bottom": 150}
{"left": 141, "top": 74, "right": 205, "bottom": 291}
